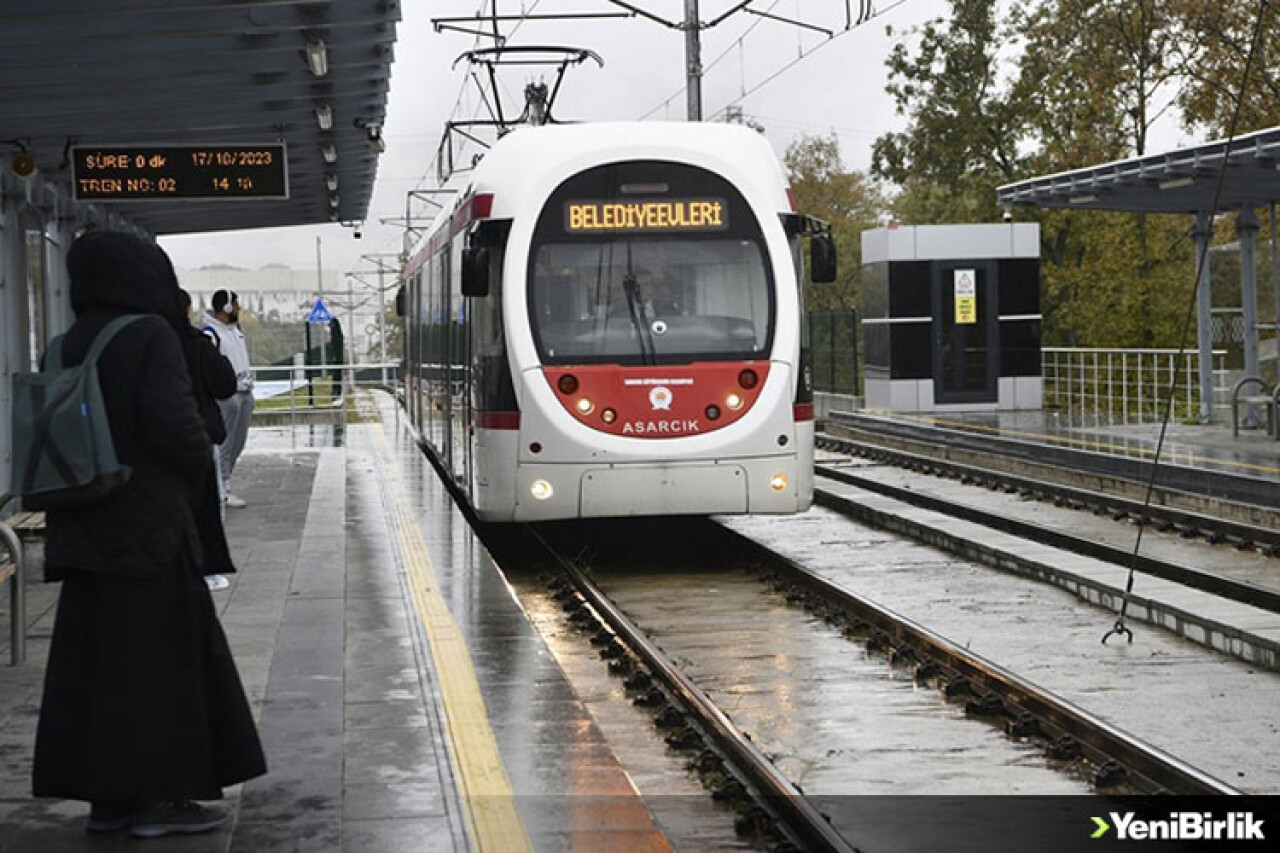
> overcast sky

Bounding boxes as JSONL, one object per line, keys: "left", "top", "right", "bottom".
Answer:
{"left": 160, "top": 0, "right": 955, "bottom": 275}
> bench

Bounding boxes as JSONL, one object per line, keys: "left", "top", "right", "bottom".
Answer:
{"left": 1231, "top": 376, "right": 1277, "bottom": 439}
{"left": 0, "top": 510, "right": 43, "bottom": 666}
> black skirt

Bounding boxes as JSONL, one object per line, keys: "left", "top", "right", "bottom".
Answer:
{"left": 32, "top": 552, "right": 266, "bottom": 802}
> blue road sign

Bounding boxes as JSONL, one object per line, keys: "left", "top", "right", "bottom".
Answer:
{"left": 307, "top": 297, "right": 333, "bottom": 323}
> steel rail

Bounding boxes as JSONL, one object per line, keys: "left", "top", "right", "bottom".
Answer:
{"left": 825, "top": 410, "right": 1280, "bottom": 511}
{"left": 522, "top": 525, "right": 860, "bottom": 853}
{"left": 720, "top": 526, "right": 1241, "bottom": 796}
{"left": 814, "top": 461, "right": 1280, "bottom": 614}
{"left": 817, "top": 430, "right": 1280, "bottom": 553}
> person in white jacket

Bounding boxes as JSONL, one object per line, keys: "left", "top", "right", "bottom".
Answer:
{"left": 203, "top": 290, "right": 254, "bottom": 508}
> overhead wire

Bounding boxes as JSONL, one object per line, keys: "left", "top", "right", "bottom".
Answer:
{"left": 1102, "top": 0, "right": 1271, "bottom": 646}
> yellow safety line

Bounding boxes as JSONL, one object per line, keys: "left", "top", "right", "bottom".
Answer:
{"left": 371, "top": 424, "right": 532, "bottom": 853}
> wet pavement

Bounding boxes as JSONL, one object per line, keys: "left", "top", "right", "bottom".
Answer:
{"left": 0, "top": 399, "right": 675, "bottom": 852}
{"left": 720, "top": 507, "right": 1280, "bottom": 794}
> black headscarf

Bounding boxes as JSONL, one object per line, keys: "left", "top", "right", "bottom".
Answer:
{"left": 67, "top": 230, "right": 184, "bottom": 326}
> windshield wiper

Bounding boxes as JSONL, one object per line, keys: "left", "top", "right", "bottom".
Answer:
{"left": 622, "top": 271, "right": 657, "bottom": 364}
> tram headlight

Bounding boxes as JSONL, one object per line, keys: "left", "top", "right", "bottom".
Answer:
{"left": 575, "top": 397, "right": 595, "bottom": 415}
{"left": 769, "top": 473, "right": 789, "bottom": 492}
{"left": 530, "top": 479, "right": 554, "bottom": 501}
{"left": 738, "top": 369, "right": 759, "bottom": 389}
{"left": 601, "top": 408, "right": 617, "bottom": 424}
{"left": 557, "top": 374, "right": 579, "bottom": 395}
{"left": 705, "top": 404, "right": 721, "bottom": 421}
{"left": 726, "top": 393, "right": 743, "bottom": 410}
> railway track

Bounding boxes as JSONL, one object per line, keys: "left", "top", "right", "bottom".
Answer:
{"left": 812, "top": 456, "right": 1280, "bottom": 615}
{"left": 488, "top": 518, "right": 1242, "bottom": 850}
{"left": 822, "top": 411, "right": 1280, "bottom": 527}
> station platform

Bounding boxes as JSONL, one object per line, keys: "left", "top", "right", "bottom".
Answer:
{"left": 0, "top": 395, "right": 674, "bottom": 852}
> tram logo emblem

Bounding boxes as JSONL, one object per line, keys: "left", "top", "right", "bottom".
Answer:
{"left": 649, "top": 386, "right": 673, "bottom": 410}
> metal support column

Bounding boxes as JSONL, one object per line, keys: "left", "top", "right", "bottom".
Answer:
{"left": 1238, "top": 208, "right": 1262, "bottom": 426}
{"left": 1192, "top": 211, "right": 1214, "bottom": 423}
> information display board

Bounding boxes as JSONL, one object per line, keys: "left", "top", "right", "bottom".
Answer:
{"left": 71, "top": 144, "right": 288, "bottom": 201}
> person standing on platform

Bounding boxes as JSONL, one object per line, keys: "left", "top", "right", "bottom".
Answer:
{"left": 33, "top": 231, "right": 267, "bottom": 837}
{"left": 176, "top": 288, "right": 239, "bottom": 591}
{"left": 202, "top": 289, "right": 254, "bottom": 508}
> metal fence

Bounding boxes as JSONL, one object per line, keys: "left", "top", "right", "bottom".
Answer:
{"left": 808, "top": 309, "right": 859, "bottom": 396}
{"left": 1042, "top": 347, "right": 1229, "bottom": 422}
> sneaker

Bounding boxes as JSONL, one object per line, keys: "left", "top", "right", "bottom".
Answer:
{"left": 86, "top": 801, "right": 140, "bottom": 833}
{"left": 224, "top": 493, "right": 247, "bottom": 508}
{"left": 129, "top": 800, "right": 227, "bottom": 838}
{"left": 204, "top": 574, "right": 231, "bottom": 591}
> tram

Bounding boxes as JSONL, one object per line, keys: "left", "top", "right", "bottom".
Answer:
{"left": 399, "top": 121, "right": 835, "bottom": 522}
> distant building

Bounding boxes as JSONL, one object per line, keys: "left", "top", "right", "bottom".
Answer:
{"left": 176, "top": 264, "right": 390, "bottom": 364}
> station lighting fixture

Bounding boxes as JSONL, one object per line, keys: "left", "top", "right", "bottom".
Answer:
{"left": 530, "top": 480, "right": 554, "bottom": 501}
{"left": 321, "top": 143, "right": 337, "bottom": 164}
{"left": 1158, "top": 176, "right": 1195, "bottom": 191}
{"left": 314, "top": 104, "right": 333, "bottom": 131}
{"left": 305, "top": 40, "right": 329, "bottom": 77}
{"left": 325, "top": 174, "right": 339, "bottom": 192}
{"left": 328, "top": 195, "right": 340, "bottom": 209}
{"left": 1068, "top": 194, "right": 1097, "bottom": 205}
{"left": 10, "top": 152, "right": 37, "bottom": 178}
{"left": 354, "top": 118, "right": 386, "bottom": 153}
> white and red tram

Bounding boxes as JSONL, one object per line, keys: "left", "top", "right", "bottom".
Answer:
{"left": 399, "top": 121, "right": 834, "bottom": 522}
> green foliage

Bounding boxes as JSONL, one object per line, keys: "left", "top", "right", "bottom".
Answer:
{"left": 872, "top": 0, "right": 1030, "bottom": 223}
{"left": 872, "top": 0, "right": 1266, "bottom": 349}
{"left": 236, "top": 310, "right": 307, "bottom": 366}
{"left": 784, "top": 134, "right": 888, "bottom": 309}
{"left": 370, "top": 303, "right": 404, "bottom": 362}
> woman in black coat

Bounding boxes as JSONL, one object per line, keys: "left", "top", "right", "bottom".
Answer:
{"left": 173, "top": 287, "right": 238, "bottom": 588}
{"left": 32, "top": 231, "right": 266, "bottom": 837}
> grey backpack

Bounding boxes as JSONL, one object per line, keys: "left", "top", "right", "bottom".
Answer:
{"left": 5, "top": 315, "right": 145, "bottom": 511}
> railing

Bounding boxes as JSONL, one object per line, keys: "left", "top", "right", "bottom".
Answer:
{"left": 808, "top": 309, "right": 859, "bottom": 396}
{"left": 1042, "top": 347, "right": 1229, "bottom": 423}
{"left": 248, "top": 362, "right": 401, "bottom": 432}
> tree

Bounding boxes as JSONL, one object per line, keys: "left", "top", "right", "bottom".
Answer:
{"left": 1017, "top": 0, "right": 1194, "bottom": 348}
{"left": 872, "top": 0, "right": 1030, "bottom": 223}
{"left": 784, "top": 134, "right": 887, "bottom": 309}
{"left": 1174, "top": 1, "right": 1278, "bottom": 136}
{"left": 370, "top": 303, "right": 403, "bottom": 362}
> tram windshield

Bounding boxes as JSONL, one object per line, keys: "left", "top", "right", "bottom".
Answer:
{"left": 528, "top": 160, "right": 774, "bottom": 366}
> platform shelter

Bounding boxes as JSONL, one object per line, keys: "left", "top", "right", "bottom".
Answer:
{"left": 997, "top": 125, "right": 1280, "bottom": 422}
{"left": 0, "top": 2, "right": 400, "bottom": 500}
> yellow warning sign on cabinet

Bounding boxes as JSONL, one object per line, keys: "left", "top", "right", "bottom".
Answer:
{"left": 954, "top": 269, "right": 977, "bottom": 325}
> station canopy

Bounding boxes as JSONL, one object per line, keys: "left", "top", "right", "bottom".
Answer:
{"left": 997, "top": 125, "right": 1280, "bottom": 215}
{"left": 0, "top": 0, "right": 400, "bottom": 235}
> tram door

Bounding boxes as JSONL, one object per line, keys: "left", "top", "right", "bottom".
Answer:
{"left": 931, "top": 261, "right": 998, "bottom": 404}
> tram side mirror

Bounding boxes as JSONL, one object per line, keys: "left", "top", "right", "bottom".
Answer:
{"left": 461, "top": 245, "right": 491, "bottom": 297}
{"left": 810, "top": 232, "right": 837, "bottom": 284}
{"left": 394, "top": 285, "right": 406, "bottom": 317}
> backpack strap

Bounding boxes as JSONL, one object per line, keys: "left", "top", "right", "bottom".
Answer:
{"left": 83, "top": 314, "right": 148, "bottom": 365}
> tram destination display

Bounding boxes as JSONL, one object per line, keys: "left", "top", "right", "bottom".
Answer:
{"left": 71, "top": 144, "right": 288, "bottom": 201}
{"left": 564, "top": 198, "right": 728, "bottom": 233}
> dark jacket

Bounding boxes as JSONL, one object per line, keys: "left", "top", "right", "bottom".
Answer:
{"left": 43, "top": 231, "right": 212, "bottom": 581}
{"left": 185, "top": 331, "right": 236, "bottom": 443}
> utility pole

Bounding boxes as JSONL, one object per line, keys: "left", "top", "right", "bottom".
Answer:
{"left": 683, "top": 0, "right": 702, "bottom": 120}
